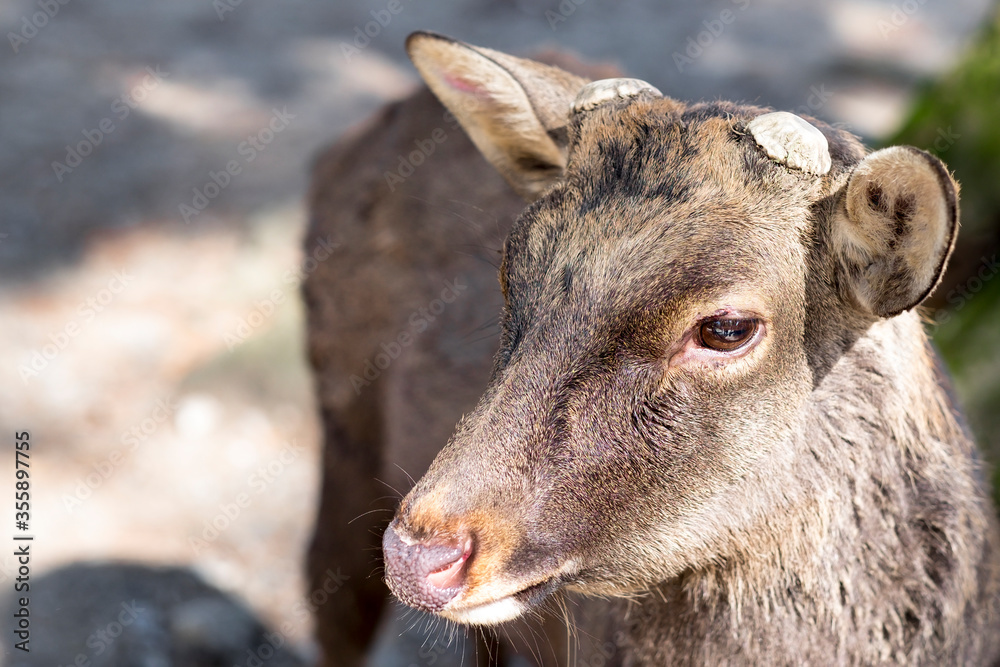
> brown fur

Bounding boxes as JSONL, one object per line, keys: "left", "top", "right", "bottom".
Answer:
{"left": 304, "top": 81, "right": 619, "bottom": 665}
{"left": 305, "top": 35, "right": 1000, "bottom": 665}
{"left": 304, "top": 86, "right": 517, "bottom": 665}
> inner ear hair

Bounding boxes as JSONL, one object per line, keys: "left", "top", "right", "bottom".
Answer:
{"left": 835, "top": 146, "right": 959, "bottom": 318}
{"left": 406, "top": 31, "right": 587, "bottom": 201}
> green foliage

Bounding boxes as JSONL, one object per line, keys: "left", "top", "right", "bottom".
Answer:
{"left": 887, "top": 6, "right": 1000, "bottom": 239}
{"left": 933, "top": 274, "right": 1000, "bottom": 493}
{"left": 888, "top": 5, "right": 1000, "bottom": 502}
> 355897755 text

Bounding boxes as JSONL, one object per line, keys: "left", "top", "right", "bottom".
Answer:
{"left": 12, "top": 431, "right": 31, "bottom": 653}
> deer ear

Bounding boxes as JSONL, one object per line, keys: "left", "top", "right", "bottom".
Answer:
{"left": 406, "top": 31, "right": 587, "bottom": 201}
{"left": 833, "top": 146, "right": 959, "bottom": 318}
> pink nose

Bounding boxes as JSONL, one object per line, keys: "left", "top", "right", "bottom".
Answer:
{"left": 382, "top": 523, "right": 473, "bottom": 612}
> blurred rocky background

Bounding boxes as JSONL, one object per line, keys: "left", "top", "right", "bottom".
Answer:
{"left": 0, "top": 0, "right": 997, "bottom": 664}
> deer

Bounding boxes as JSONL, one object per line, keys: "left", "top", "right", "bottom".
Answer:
{"left": 304, "top": 32, "right": 1000, "bottom": 666}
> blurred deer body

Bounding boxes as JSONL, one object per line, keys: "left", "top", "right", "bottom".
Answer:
{"left": 305, "top": 33, "right": 1000, "bottom": 666}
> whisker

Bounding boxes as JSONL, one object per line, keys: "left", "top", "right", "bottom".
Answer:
{"left": 462, "top": 315, "right": 501, "bottom": 338}
{"left": 463, "top": 331, "right": 503, "bottom": 347}
{"left": 347, "top": 507, "right": 394, "bottom": 524}
{"left": 392, "top": 462, "right": 417, "bottom": 489}
{"left": 374, "top": 476, "right": 405, "bottom": 499}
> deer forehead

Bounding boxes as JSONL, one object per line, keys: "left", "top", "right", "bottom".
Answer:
{"left": 499, "top": 102, "right": 824, "bottom": 316}
{"left": 538, "top": 109, "right": 809, "bottom": 236}
{"left": 506, "top": 195, "right": 807, "bottom": 323}
{"left": 564, "top": 102, "right": 811, "bottom": 197}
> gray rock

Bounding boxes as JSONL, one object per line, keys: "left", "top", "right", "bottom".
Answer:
{"left": 0, "top": 561, "right": 306, "bottom": 667}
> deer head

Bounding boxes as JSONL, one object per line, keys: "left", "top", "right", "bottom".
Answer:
{"left": 382, "top": 32, "right": 958, "bottom": 626}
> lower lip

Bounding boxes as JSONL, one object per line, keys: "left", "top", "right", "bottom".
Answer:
{"left": 442, "top": 595, "right": 526, "bottom": 625}
{"left": 441, "top": 576, "right": 559, "bottom": 626}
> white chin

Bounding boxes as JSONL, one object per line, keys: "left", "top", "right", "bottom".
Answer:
{"left": 440, "top": 596, "right": 525, "bottom": 626}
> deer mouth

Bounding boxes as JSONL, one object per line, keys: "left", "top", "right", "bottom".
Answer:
{"left": 440, "top": 575, "right": 565, "bottom": 625}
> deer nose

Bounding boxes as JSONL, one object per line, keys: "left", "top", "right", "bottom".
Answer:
{"left": 382, "top": 523, "right": 473, "bottom": 612}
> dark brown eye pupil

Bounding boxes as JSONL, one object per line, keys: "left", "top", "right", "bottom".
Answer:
{"left": 699, "top": 318, "right": 758, "bottom": 352}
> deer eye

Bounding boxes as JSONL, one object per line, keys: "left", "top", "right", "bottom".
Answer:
{"left": 697, "top": 318, "right": 759, "bottom": 352}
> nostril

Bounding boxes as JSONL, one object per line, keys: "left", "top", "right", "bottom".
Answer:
{"left": 426, "top": 538, "right": 472, "bottom": 590}
{"left": 383, "top": 524, "right": 474, "bottom": 612}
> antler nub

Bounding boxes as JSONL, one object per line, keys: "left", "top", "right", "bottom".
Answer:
{"left": 572, "top": 78, "right": 662, "bottom": 113}
{"left": 746, "top": 111, "right": 832, "bottom": 175}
